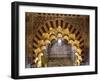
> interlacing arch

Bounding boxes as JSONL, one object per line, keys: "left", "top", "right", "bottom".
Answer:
{"left": 32, "top": 20, "right": 84, "bottom": 67}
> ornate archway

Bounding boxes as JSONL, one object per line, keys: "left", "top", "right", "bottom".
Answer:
{"left": 32, "top": 20, "right": 84, "bottom": 67}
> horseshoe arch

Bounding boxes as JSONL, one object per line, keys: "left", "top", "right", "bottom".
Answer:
{"left": 32, "top": 20, "right": 84, "bottom": 67}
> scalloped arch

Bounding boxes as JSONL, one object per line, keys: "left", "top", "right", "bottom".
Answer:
{"left": 32, "top": 20, "right": 84, "bottom": 67}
